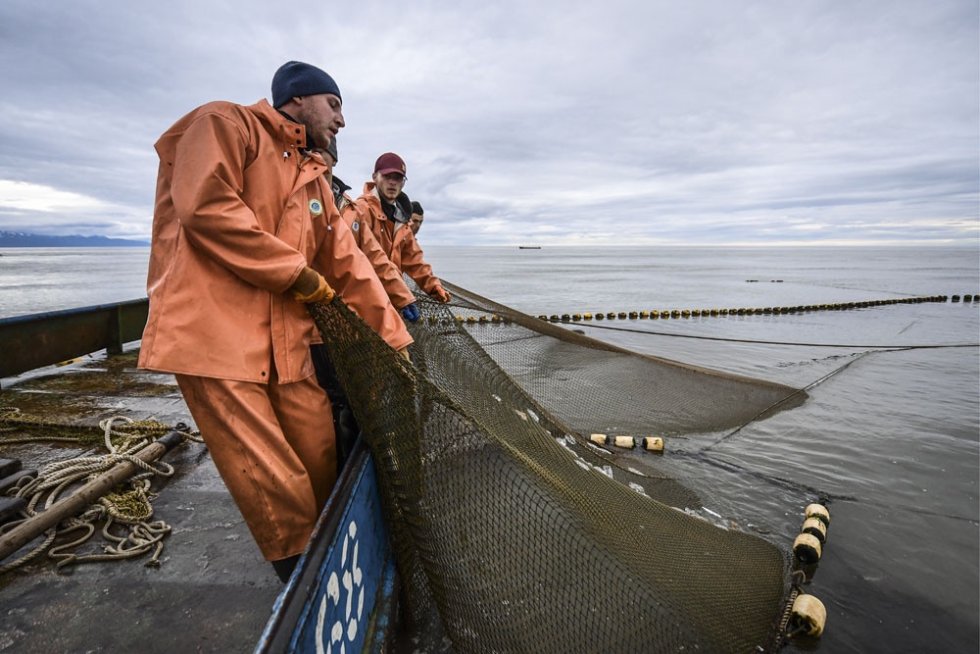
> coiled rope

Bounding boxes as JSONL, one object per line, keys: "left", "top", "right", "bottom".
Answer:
{"left": 0, "top": 409, "right": 199, "bottom": 574}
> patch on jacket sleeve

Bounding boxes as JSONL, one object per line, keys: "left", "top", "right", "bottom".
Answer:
{"left": 309, "top": 199, "right": 323, "bottom": 216}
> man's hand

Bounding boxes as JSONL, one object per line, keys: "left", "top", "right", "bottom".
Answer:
{"left": 431, "top": 285, "right": 451, "bottom": 303}
{"left": 290, "top": 267, "right": 336, "bottom": 303}
{"left": 400, "top": 303, "right": 421, "bottom": 322}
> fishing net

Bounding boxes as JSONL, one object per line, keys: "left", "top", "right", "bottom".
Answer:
{"left": 309, "top": 281, "right": 804, "bottom": 653}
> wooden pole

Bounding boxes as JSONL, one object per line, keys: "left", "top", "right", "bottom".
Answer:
{"left": 0, "top": 431, "right": 184, "bottom": 562}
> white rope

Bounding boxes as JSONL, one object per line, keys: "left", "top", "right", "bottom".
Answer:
{"left": 0, "top": 413, "right": 188, "bottom": 575}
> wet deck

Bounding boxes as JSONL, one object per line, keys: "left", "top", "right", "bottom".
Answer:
{"left": 0, "top": 349, "right": 281, "bottom": 653}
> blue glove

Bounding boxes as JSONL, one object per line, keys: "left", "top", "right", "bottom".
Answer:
{"left": 401, "top": 303, "right": 420, "bottom": 322}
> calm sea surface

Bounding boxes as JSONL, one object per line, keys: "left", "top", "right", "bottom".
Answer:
{"left": 1, "top": 245, "right": 978, "bottom": 652}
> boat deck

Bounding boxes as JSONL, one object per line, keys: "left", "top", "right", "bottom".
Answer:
{"left": 0, "top": 349, "right": 281, "bottom": 653}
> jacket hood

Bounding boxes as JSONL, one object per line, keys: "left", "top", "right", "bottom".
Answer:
{"left": 250, "top": 99, "right": 312, "bottom": 149}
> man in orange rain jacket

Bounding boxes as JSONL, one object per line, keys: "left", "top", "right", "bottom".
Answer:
{"left": 319, "top": 139, "right": 419, "bottom": 322}
{"left": 310, "top": 139, "right": 419, "bottom": 469}
{"left": 139, "top": 61, "right": 412, "bottom": 582}
{"left": 344, "top": 153, "right": 451, "bottom": 304}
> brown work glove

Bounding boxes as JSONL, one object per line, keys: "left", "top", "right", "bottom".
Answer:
{"left": 397, "top": 347, "right": 412, "bottom": 363}
{"left": 430, "top": 285, "right": 451, "bottom": 303}
{"left": 290, "top": 267, "right": 336, "bottom": 303}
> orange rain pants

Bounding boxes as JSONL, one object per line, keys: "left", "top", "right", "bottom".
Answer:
{"left": 176, "top": 367, "right": 336, "bottom": 562}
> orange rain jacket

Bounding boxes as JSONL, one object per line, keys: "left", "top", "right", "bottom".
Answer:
{"left": 139, "top": 100, "right": 412, "bottom": 384}
{"left": 332, "top": 182, "right": 416, "bottom": 310}
{"left": 346, "top": 183, "right": 444, "bottom": 296}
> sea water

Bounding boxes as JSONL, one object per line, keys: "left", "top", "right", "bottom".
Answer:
{"left": 0, "top": 247, "right": 149, "bottom": 318}
{"left": 1, "top": 244, "right": 978, "bottom": 652}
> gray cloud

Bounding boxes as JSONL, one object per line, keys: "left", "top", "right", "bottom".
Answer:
{"left": 0, "top": 0, "right": 976, "bottom": 245}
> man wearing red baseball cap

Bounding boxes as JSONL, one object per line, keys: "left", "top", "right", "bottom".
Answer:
{"left": 319, "top": 140, "right": 419, "bottom": 319}
{"left": 344, "top": 153, "right": 451, "bottom": 303}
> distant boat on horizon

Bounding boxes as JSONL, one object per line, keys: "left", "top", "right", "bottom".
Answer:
{"left": 518, "top": 245, "right": 542, "bottom": 250}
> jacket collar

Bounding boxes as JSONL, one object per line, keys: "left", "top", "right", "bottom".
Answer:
{"left": 361, "top": 182, "right": 384, "bottom": 218}
{"left": 248, "top": 99, "right": 309, "bottom": 151}
{"left": 331, "top": 175, "right": 352, "bottom": 209}
{"left": 362, "top": 182, "right": 412, "bottom": 223}
{"left": 333, "top": 174, "right": 352, "bottom": 196}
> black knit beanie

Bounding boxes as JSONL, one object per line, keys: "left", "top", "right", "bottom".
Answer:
{"left": 271, "top": 61, "right": 342, "bottom": 108}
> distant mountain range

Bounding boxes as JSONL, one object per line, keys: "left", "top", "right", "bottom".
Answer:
{"left": 0, "top": 231, "right": 149, "bottom": 247}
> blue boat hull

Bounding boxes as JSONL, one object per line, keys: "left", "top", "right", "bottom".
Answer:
{"left": 256, "top": 441, "right": 398, "bottom": 653}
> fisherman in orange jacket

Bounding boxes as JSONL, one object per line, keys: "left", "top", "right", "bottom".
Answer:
{"left": 310, "top": 138, "right": 420, "bottom": 468}
{"left": 139, "top": 61, "right": 412, "bottom": 582}
{"left": 345, "top": 153, "right": 451, "bottom": 303}
{"left": 319, "top": 139, "right": 420, "bottom": 322}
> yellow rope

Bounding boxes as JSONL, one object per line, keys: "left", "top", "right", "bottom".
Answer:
{"left": 0, "top": 409, "right": 198, "bottom": 574}
{"left": 0, "top": 407, "right": 202, "bottom": 444}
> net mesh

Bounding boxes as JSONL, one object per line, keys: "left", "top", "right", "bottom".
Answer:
{"left": 309, "top": 282, "right": 803, "bottom": 653}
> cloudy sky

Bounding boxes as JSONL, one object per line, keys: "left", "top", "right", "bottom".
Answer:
{"left": 0, "top": 0, "right": 977, "bottom": 246}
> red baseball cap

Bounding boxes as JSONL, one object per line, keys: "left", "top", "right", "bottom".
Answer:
{"left": 374, "top": 152, "right": 406, "bottom": 177}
